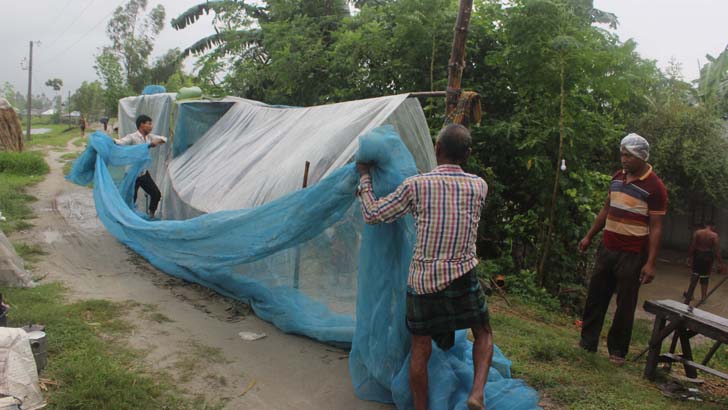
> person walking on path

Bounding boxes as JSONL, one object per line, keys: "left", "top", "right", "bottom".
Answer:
{"left": 79, "top": 115, "right": 87, "bottom": 137}
{"left": 685, "top": 223, "right": 726, "bottom": 304}
{"left": 577, "top": 133, "right": 667, "bottom": 366}
{"left": 356, "top": 124, "right": 492, "bottom": 410}
{"left": 100, "top": 116, "right": 109, "bottom": 132}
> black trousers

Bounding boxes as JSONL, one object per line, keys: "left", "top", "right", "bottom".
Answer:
{"left": 580, "top": 244, "right": 646, "bottom": 358}
{"left": 134, "top": 171, "right": 161, "bottom": 214}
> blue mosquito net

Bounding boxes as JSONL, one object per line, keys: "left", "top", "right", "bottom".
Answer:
{"left": 67, "top": 126, "right": 540, "bottom": 409}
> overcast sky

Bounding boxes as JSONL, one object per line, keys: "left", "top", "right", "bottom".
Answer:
{"left": 2, "top": 0, "right": 727, "bottom": 97}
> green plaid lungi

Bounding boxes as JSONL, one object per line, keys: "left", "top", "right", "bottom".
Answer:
{"left": 406, "top": 270, "right": 490, "bottom": 350}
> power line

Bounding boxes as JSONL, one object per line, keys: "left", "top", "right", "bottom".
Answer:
{"left": 43, "top": 0, "right": 98, "bottom": 51}
{"left": 39, "top": 0, "right": 125, "bottom": 65}
{"left": 41, "top": 0, "right": 77, "bottom": 39}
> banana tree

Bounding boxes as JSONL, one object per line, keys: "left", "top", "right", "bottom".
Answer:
{"left": 171, "top": 0, "right": 268, "bottom": 58}
{"left": 697, "top": 45, "right": 728, "bottom": 112}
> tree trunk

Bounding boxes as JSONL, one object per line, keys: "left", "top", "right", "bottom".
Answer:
{"left": 537, "top": 61, "right": 566, "bottom": 286}
{"left": 446, "top": 0, "right": 473, "bottom": 116}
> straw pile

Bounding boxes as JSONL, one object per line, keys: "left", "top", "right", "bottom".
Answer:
{"left": 0, "top": 98, "right": 23, "bottom": 152}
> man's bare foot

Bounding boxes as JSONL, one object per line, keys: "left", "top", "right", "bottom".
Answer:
{"left": 608, "top": 355, "right": 625, "bottom": 366}
{"left": 466, "top": 396, "right": 485, "bottom": 410}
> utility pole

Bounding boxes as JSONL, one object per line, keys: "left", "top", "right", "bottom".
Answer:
{"left": 446, "top": 0, "right": 474, "bottom": 116}
{"left": 67, "top": 90, "right": 71, "bottom": 125}
{"left": 25, "top": 41, "right": 34, "bottom": 142}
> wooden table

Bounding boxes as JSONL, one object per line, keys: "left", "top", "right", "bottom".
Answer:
{"left": 642, "top": 299, "right": 728, "bottom": 381}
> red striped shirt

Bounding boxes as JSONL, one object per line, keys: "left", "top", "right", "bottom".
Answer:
{"left": 358, "top": 165, "right": 488, "bottom": 294}
{"left": 603, "top": 166, "right": 667, "bottom": 253}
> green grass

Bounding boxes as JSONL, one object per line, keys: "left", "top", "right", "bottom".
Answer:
{"left": 12, "top": 242, "right": 46, "bottom": 268}
{"left": 0, "top": 283, "right": 224, "bottom": 410}
{"left": 21, "top": 117, "right": 80, "bottom": 148}
{"left": 60, "top": 151, "right": 80, "bottom": 176}
{"left": 490, "top": 297, "right": 728, "bottom": 409}
{"left": 174, "top": 341, "right": 228, "bottom": 383}
{"left": 138, "top": 303, "right": 174, "bottom": 324}
{"left": 0, "top": 151, "right": 49, "bottom": 234}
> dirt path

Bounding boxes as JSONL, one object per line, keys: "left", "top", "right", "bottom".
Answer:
{"left": 12, "top": 137, "right": 389, "bottom": 409}
{"left": 635, "top": 250, "right": 728, "bottom": 319}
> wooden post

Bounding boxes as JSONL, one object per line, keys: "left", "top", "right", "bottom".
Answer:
{"left": 644, "top": 314, "right": 666, "bottom": 380}
{"left": 25, "top": 41, "right": 34, "bottom": 142}
{"left": 293, "top": 161, "right": 311, "bottom": 289}
{"left": 678, "top": 329, "right": 699, "bottom": 379}
{"left": 446, "top": 0, "right": 474, "bottom": 116}
{"left": 302, "top": 161, "right": 310, "bottom": 188}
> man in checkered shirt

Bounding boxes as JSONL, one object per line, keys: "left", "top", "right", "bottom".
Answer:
{"left": 357, "top": 124, "right": 492, "bottom": 410}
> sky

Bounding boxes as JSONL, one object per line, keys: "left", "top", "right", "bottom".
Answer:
{"left": 1, "top": 0, "right": 728, "bottom": 98}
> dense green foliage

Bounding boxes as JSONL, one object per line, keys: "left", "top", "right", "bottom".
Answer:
{"left": 93, "top": 0, "right": 192, "bottom": 114}
{"left": 168, "top": 0, "right": 728, "bottom": 306}
{"left": 0, "top": 151, "right": 49, "bottom": 175}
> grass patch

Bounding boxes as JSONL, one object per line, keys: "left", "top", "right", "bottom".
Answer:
{"left": 138, "top": 303, "right": 174, "bottom": 323}
{"left": 0, "top": 151, "right": 49, "bottom": 234}
{"left": 0, "top": 283, "right": 223, "bottom": 409}
{"left": 59, "top": 152, "right": 79, "bottom": 160}
{"left": 490, "top": 297, "right": 727, "bottom": 409}
{"left": 23, "top": 120, "right": 79, "bottom": 148}
{"left": 174, "top": 341, "right": 228, "bottom": 383}
{"left": 0, "top": 151, "right": 50, "bottom": 175}
{"left": 60, "top": 152, "right": 80, "bottom": 176}
{"left": 149, "top": 312, "right": 174, "bottom": 323}
{"left": 12, "top": 242, "right": 46, "bottom": 268}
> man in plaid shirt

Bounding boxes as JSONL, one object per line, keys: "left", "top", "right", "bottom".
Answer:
{"left": 357, "top": 124, "right": 492, "bottom": 410}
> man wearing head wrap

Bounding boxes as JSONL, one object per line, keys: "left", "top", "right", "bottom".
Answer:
{"left": 577, "top": 133, "right": 667, "bottom": 365}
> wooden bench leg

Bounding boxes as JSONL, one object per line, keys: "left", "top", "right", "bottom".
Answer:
{"left": 702, "top": 341, "right": 722, "bottom": 366}
{"left": 679, "top": 329, "right": 698, "bottom": 379}
{"left": 645, "top": 314, "right": 667, "bottom": 380}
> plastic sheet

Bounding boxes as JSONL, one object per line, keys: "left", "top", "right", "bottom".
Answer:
{"left": 142, "top": 85, "right": 166, "bottom": 95}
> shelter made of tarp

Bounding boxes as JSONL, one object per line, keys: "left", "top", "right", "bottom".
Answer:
{"left": 72, "top": 93, "right": 542, "bottom": 409}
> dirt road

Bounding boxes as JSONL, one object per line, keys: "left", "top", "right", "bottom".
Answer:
{"left": 12, "top": 138, "right": 389, "bottom": 409}
{"left": 637, "top": 251, "right": 728, "bottom": 319}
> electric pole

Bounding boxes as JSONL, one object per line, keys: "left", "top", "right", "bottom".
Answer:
{"left": 25, "top": 41, "right": 34, "bottom": 142}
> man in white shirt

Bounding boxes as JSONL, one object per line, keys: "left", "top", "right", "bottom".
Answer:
{"left": 114, "top": 115, "right": 166, "bottom": 218}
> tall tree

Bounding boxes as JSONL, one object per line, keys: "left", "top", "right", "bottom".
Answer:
{"left": 71, "top": 81, "right": 106, "bottom": 119}
{"left": 464, "top": 0, "right": 657, "bottom": 292}
{"left": 103, "top": 0, "right": 166, "bottom": 92}
{"left": 172, "top": 0, "right": 354, "bottom": 102}
{"left": 44, "top": 78, "right": 63, "bottom": 92}
{"left": 94, "top": 51, "right": 132, "bottom": 115}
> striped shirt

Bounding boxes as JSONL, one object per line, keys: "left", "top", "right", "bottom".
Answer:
{"left": 358, "top": 164, "right": 488, "bottom": 294}
{"left": 603, "top": 165, "right": 667, "bottom": 253}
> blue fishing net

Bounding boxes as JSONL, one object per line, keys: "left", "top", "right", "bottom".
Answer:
{"left": 171, "top": 101, "right": 235, "bottom": 158}
{"left": 67, "top": 127, "right": 540, "bottom": 409}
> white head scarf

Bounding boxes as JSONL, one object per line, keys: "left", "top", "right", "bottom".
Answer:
{"left": 620, "top": 133, "right": 649, "bottom": 161}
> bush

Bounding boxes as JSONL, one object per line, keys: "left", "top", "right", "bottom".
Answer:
{"left": 0, "top": 151, "right": 50, "bottom": 175}
{"left": 477, "top": 262, "right": 561, "bottom": 311}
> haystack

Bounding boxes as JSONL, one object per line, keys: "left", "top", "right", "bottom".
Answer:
{"left": 0, "top": 230, "right": 33, "bottom": 287}
{"left": 0, "top": 98, "right": 23, "bottom": 152}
